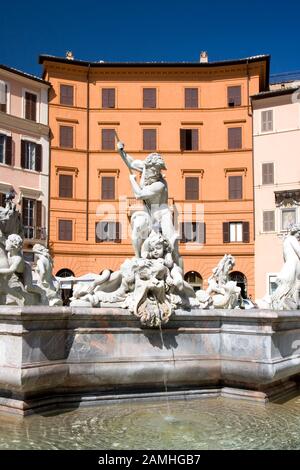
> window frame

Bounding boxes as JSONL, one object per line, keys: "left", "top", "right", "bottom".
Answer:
{"left": 101, "top": 88, "right": 116, "bottom": 109}
{"left": 58, "top": 219, "right": 73, "bottom": 242}
{"left": 227, "top": 126, "right": 242, "bottom": 150}
{"left": 59, "top": 125, "right": 74, "bottom": 149}
{"left": 281, "top": 208, "right": 297, "bottom": 231}
{"left": 262, "top": 210, "right": 275, "bottom": 232}
{"left": 0, "top": 81, "right": 10, "bottom": 114}
{"left": 101, "top": 128, "right": 115, "bottom": 151}
{"left": 23, "top": 88, "right": 39, "bottom": 122}
{"left": 261, "top": 109, "right": 273, "bottom": 133}
{"left": 59, "top": 173, "right": 74, "bottom": 199}
{"left": 142, "top": 88, "right": 157, "bottom": 109}
{"left": 262, "top": 162, "right": 274, "bottom": 185}
{"left": 59, "top": 83, "right": 74, "bottom": 106}
{"left": 184, "top": 87, "right": 199, "bottom": 109}
{"left": 227, "top": 85, "right": 242, "bottom": 107}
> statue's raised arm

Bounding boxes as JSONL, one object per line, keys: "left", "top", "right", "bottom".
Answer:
{"left": 116, "top": 141, "right": 144, "bottom": 173}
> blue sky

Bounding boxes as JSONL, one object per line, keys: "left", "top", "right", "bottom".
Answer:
{"left": 1, "top": 0, "right": 299, "bottom": 78}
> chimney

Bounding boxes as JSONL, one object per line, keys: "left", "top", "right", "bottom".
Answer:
{"left": 200, "top": 51, "right": 208, "bottom": 63}
{"left": 66, "top": 51, "right": 74, "bottom": 60}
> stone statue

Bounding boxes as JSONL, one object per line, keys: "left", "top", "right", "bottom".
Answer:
{"left": 196, "top": 254, "right": 244, "bottom": 309}
{"left": 257, "top": 224, "right": 300, "bottom": 310}
{"left": 33, "top": 244, "right": 63, "bottom": 306}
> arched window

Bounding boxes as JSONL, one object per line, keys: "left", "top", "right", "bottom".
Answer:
{"left": 56, "top": 268, "right": 74, "bottom": 278}
{"left": 55, "top": 269, "right": 75, "bottom": 306}
{"left": 184, "top": 271, "right": 203, "bottom": 292}
{"left": 229, "top": 271, "right": 247, "bottom": 299}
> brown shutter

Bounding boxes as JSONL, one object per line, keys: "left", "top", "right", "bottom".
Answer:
{"left": 180, "top": 129, "right": 186, "bottom": 151}
{"left": 242, "top": 221, "right": 250, "bottom": 243}
{"left": 59, "top": 220, "right": 72, "bottom": 241}
{"left": 185, "top": 177, "right": 199, "bottom": 200}
{"left": 101, "top": 129, "right": 115, "bottom": 150}
{"left": 228, "top": 175, "right": 242, "bottom": 199}
{"left": 60, "top": 126, "right": 73, "bottom": 148}
{"left": 191, "top": 129, "right": 198, "bottom": 150}
{"left": 60, "top": 85, "right": 73, "bottom": 106}
{"left": 143, "top": 129, "right": 156, "bottom": 151}
{"left": 102, "top": 89, "right": 115, "bottom": 108}
{"left": 223, "top": 222, "right": 230, "bottom": 243}
{"left": 101, "top": 176, "right": 115, "bottom": 200}
{"left": 185, "top": 88, "right": 198, "bottom": 108}
{"left": 5, "top": 136, "right": 12, "bottom": 165}
{"left": 198, "top": 222, "right": 206, "bottom": 243}
{"left": 59, "top": 175, "right": 73, "bottom": 198}
{"left": 228, "top": 127, "right": 242, "bottom": 149}
{"left": 262, "top": 163, "right": 274, "bottom": 184}
{"left": 35, "top": 144, "right": 42, "bottom": 172}
{"left": 115, "top": 222, "right": 121, "bottom": 243}
{"left": 21, "top": 140, "right": 26, "bottom": 168}
{"left": 0, "top": 193, "right": 5, "bottom": 207}
{"left": 143, "top": 88, "right": 156, "bottom": 108}
{"left": 36, "top": 200, "right": 42, "bottom": 239}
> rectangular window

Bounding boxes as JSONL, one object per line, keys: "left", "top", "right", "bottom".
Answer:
{"left": 180, "top": 222, "right": 206, "bottom": 243}
{"left": 143, "top": 129, "right": 157, "bottom": 151}
{"left": 101, "top": 129, "right": 115, "bottom": 150}
{"left": 261, "top": 110, "right": 273, "bottom": 132}
{"left": 0, "top": 193, "right": 6, "bottom": 207}
{"left": 59, "top": 174, "right": 73, "bottom": 198}
{"left": 58, "top": 220, "right": 73, "bottom": 241}
{"left": 59, "top": 126, "right": 73, "bottom": 148}
{"left": 180, "top": 129, "right": 198, "bottom": 151}
{"left": 60, "top": 85, "right": 74, "bottom": 106}
{"left": 95, "top": 221, "right": 121, "bottom": 242}
{"left": 281, "top": 209, "right": 296, "bottom": 230}
{"left": 228, "top": 127, "right": 242, "bottom": 149}
{"left": 0, "top": 134, "right": 12, "bottom": 165}
{"left": 185, "top": 88, "right": 198, "bottom": 108}
{"left": 143, "top": 88, "right": 156, "bottom": 108}
{"left": 22, "top": 198, "right": 35, "bottom": 239}
{"left": 185, "top": 177, "right": 199, "bottom": 200}
{"left": 102, "top": 88, "right": 115, "bottom": 108}
{"left": 262, "top": 163, "right": 274, "bottom": 185}
{"left": 228, "top": 175, "right": 243, "bottom": 200}
{"left": 21, "top": 140, "right": 42, "bottom": 171}
{"left": 101, "top": 176, "right": 115, "bottom": 200}
{"left": 263, "top": 211, "right": 275, "bottom": 232}
{"left": 227, "top": 86, "right": 241, "bottom": 107}
{"left": 25, "top": 92, "right": 37, "bottom": 121}
{"left": 0, "top": 82, "right": 7, "bottom": 113}
{"left": 223, "top": 221, "right": 249, "bottom": 243}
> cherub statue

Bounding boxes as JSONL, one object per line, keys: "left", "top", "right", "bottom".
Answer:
{"left": 32, "top": 244, "right": 62, "bottom": 306}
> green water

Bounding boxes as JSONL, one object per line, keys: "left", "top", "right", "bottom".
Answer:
{"left": 1, "top": 395, "right": 300, "bottom": 450}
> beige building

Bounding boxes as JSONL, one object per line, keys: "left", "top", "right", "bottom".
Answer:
{"left": 252, "top": 83, "right": 300, "bottom": 301}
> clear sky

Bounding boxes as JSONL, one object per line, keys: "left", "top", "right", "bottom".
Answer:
{"left": 1, "top": 0, "right": 300, "bottom": 78}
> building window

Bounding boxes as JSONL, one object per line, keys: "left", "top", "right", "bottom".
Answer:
{"left": 261, "top": 110, "right": 273, "bottom": 132}
{"left": 0, "top": 82, "right": 8, "bottom": 113}
{"left": 59, "top": 174, "right": 73, "bottom": 198}
{"left": 25, "top": 92, "right": 37, "bottom": 121}
{"left": 223, "top": 221, "right": 249, "bottom": 243}
{"left": 180, "top": 129, "right": 198, "bottom": 151}
{"left": 59, "top": 126, "right": 73, "bottom": 148}
{"left": 0, "top": 134, "right": 12, "bottom": 165}
{"left": 228, "top": 175, "right": 243, "bottom": 200}
{"left": 60, "top": 85, "right": 74, "bottom": 106}
{"left": 0, "top": 193, "right": 6, "bottom": 207}
{"left": 228, "top": 127, "right": 242, "bottom": 149}
{"left": 262, "top": 163, "right": 274, "bottom": 185}
{"left": 185, "top": 177, "right": 199, "bottom": 200}
{"left": 281, "top": 209, "right": 296, "bottom": 230}
{"left": 102, "top": 88, "right": 115, "bottom": 108}
{"left": 58, "top": 220, "right": 73, "bottom": 241}
{"left": 101, "top": 129, "right": 115, "bottom": 150}
{"left": 227, "top": 86, "right": 241, "bottom": 107}
{"left": 185, "top": 88, "right": 198, "bottom": 108}
{"left": 22, "top": 198, "right": 42, "bottom": 239}
{"left": 184, "top": 271, "right": 203, "bottom": 292}
{"left": 143, "top": 88, "right": 156, "bottom": 108}
{"left": 95, "top": 221, "right": 121, "bottom": 242}
{"left": 143, "top": 129, "right": 157, "bottom": 151}
{"left": 21, "top": 140, "right": 42, "bottom": 171}
{"left": 180, "top": 222, "right": 206, "bottom": 243}
{"left": 101, "top": 176, "right": 115, "bottom": 200}
{"left": 263, "top": 211, "right": 275, "bottom": 232}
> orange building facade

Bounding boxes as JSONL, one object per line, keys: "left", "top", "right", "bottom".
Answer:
{"left": 40, "top": 54, "right": 269, "bottom": 297}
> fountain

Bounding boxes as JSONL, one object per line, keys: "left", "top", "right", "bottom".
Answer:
{"left": 0, "top": 143, "right": 300, "bottom": 417}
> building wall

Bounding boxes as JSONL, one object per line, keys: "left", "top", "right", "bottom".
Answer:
{"left": 253, "top": 91, "right": 300, "bottom": 299}
{"left": 43, "top": 58, "right": 268, "bottom": 296}
{"left": 0, "top": 68, "right": 50, "bottom": 255}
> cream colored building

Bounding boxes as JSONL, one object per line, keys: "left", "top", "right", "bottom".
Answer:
{"left": 252, "top": 83, "right": 300, "bottom": 301}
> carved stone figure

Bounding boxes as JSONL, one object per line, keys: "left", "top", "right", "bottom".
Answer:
{"left": 196, "top": 254, "right": 244, "bottom": 309}
{"left": 33, "top": 244, "right": 63, "bottom": 306}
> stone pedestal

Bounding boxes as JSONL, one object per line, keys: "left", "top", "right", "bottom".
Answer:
{"left": 0, "top": 306, "right": 300, "bottom": 415}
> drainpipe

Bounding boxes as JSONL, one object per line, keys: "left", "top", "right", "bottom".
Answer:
{"left": 86, "top": 64, "right": 90, "bottom": 241}
{"left": 248, "top": 59, "right": 256, "bottom": 250}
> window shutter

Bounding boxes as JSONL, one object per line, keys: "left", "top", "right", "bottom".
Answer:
{"left": 191, "top": 129, "right": 198, "bottom": 150}
{"left": 101, "top": 176, "right": 115, "bottom": 200}
{"left": 0, "top": 81, "right": 6, "bottom": 110}
{"left": 228, "top": 127, "right": 242, "bottom": 149}
{"left": 143, "top": 129, "right": 156, "bottom": 151}
{"left": 60, "top": 126, "right": 73, "bottom": 148}
{"left": 198, "top": 222, "right": 206, "bottom": 244}
{"left": 21, "top": 140, "right": 26, "bottom": 168}
{"left": 0, "top": 193, "right": 5, "bottom": 207}
{"left": 59, "top": 175, "right": 73, "bottom": 198}
{"left": 180, "top": 129, "right": 186, "bottom": 151}
{"left": 185, "top": 177, "right": 199, "bottom": 200}
{"left": 115, "top": 222, "right": 121, "bottom": 242}
{"left": 102, "top": 89, "right": 115, "bottom": 108}
{"left": 59, "top": 220, "right": 72, "bottom": 241}
{"left": 5, "top": 136, "right": 12, "bottom": 165}
{"left": 242, "top": 221, "right": 250, "bottom": 243}
{"left": 185, "top": 88, "right": 198, "bottom": 108}
{"left": 223, "top": 222, "right": 230, "bottom": 243}
{"left": 36, "top": 201, "right": 42, "bottom": 239}
{"left": 102, "top": 129, "right": 115, "bottom": 150}
{"left": 143, "top": 88, "right": 156, "bottom": 108}
{"left": 262, "top": 163, "right": 274, "bottom": 185}
{"left": 263, "top": 211, "right": 275, "bottom": 232}
{"left": 35, "top": 144, "right": 42, "bottom": 172}
{"left": 261, "top": 110, "right": 273, "bottom": 132}
{"left": 228, "top": 175, "right": 242, "bottom": 199}
{"left": 60, "top": 85, "right": 74, "bottom": 106}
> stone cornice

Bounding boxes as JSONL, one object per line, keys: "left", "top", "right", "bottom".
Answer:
{"left": 0, "top": 112, "right": 49, "bottom": 138}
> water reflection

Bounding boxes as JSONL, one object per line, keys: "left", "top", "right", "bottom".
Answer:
{"left": 1, "top": 395, "right": 300, "bottom": 449}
